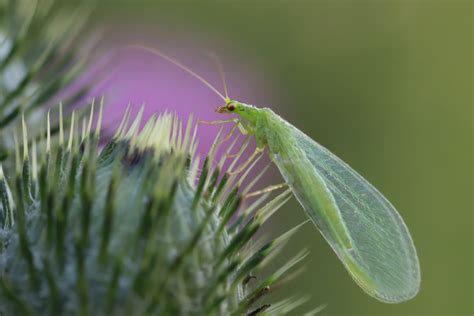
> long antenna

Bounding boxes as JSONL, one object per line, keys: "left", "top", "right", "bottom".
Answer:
{"left": 207, "top": 52, "right": 229, "bottom": 100}
{"left": 127, "top": 44, "right": 227, "bottom": 102}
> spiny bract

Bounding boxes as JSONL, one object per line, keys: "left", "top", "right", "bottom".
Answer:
{"left": 0, "top": 101, "right": 308, "bottom": 315}
{"left": 0, "top": 0, "right": 95, "bottom": 158}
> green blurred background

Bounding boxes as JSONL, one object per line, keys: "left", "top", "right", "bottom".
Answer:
{"left": 97, "top": 1, "right": 472, "bottom": 315}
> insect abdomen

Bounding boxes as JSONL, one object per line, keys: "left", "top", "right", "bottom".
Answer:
{"left": 264, "top": 117, "right": 353, "bottom": 251}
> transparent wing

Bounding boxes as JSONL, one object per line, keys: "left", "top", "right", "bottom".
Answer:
{"left": 295, "top": 126, "right": 420, "bottom": 302}
{"left": 265, "top": 114, "right": 420, "bottom": 303}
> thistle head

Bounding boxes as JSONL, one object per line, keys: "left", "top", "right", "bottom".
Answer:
{"left": 0, "top": 101, "right": 310, "bottom": 315}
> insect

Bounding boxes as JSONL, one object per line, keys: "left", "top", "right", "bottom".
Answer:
{"left": 128, "top": 45, "right": 421, "bottom": 303}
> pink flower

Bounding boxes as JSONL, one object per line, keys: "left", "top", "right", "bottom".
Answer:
{"left": 90, "top": 40, "right": 280, "bottom": 159}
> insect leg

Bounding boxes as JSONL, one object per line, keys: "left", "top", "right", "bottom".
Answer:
{"left": 219, "top": 121, "right": 239, "bottom": 144}
{"left": 199, "top": 118, "right": 248, "bottom": 146}
{"left": 223, "top": 121, "right": 253, "bottom": 157}
{"left": 244, "top": 182, "right": 288, "bottom": 199}
{"left": 226, "top": 136, "right": 251, "bottom": 159}
{"left": 236, "top": 121, "right": 249, "bottom": 135}
{"left": 197, "top": 118, "right": 239, "bottom": 125}
{"left": 228, "top": 147, "right": 265, "bottom": 176}
{"left": 220, "top": 120, "right": 250, "bottom": 144}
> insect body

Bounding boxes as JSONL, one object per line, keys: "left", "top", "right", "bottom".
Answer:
{"left": 128, "top": 45, "right": 421, "bottom": 303}
{"left": 216, "top": 101, "right": 420, "bottom": 303}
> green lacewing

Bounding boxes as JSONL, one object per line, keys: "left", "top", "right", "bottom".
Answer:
{"left": 216, "top": 101, "right": 420, "bottom": 303}
{"left": 129, "top": 45, "right": 421, "bottom": 303}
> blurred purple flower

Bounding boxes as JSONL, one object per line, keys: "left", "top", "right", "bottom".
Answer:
{"left": 82, "top": 30, "right": 286, "bottom": 209}
{"left": 88, "top": 41, "right": 278, "bottom": 158}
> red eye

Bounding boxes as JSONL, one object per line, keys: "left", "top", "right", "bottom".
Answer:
{"left": 227, "top": 104, "right": 236, "bottom": 111}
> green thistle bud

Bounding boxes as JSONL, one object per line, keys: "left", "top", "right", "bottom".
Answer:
{"left": 0, "top": 103, "right": 308, "bottom": 315}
